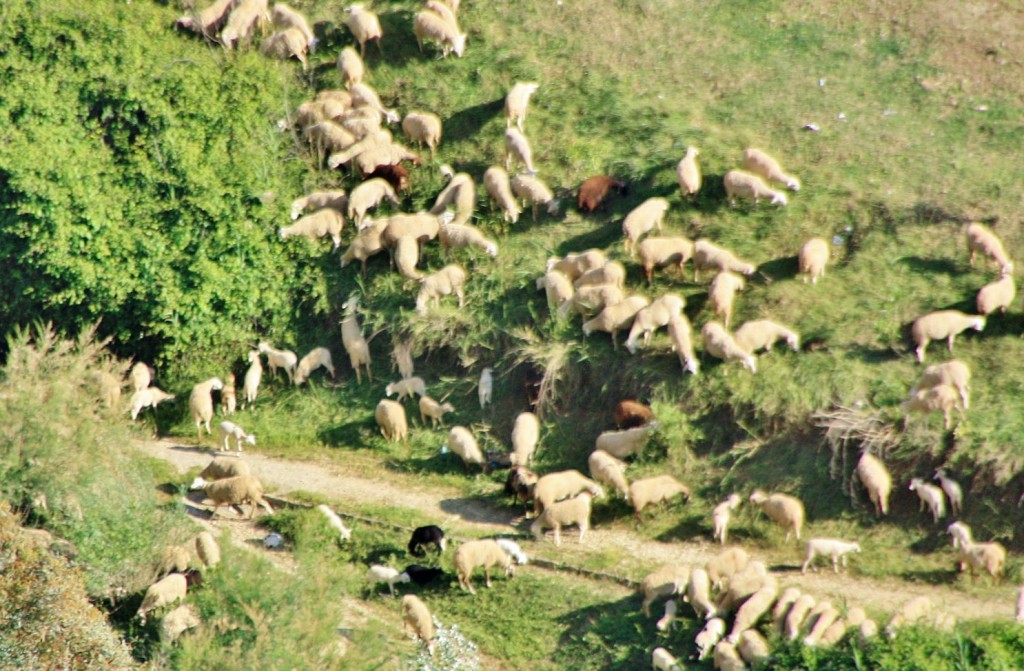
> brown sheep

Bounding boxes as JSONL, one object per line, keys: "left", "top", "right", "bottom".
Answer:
{"left": 577, "top": 175, "right": 627, "bottom": 212}
{"left": 613, "top": 400, "right": 654, "bottom": 429}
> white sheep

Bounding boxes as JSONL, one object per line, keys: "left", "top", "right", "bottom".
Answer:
{"left": 484, "top": 166, "right": 522, "bottom": 225}
{"left": 454, "top": 539, "right": 515, "bottom": 594}
{"left": 220, "top": 0, "right": 269, "bottom": 49}
{"left": 159, "top": 603, "right": 201, "bottom": 644}
{"left": 693, "top": 239, "right": 757, "bottom": 281}
{"left": 636, "top": 236, "right": 694, "bottom": 283}
{"left": 622, "top": 197, "right": 669, "bottom": 253}
{"left": 381, "top": 212, "right": 448, "bottom": 249}
{"left": 884, "top": 596, "right": 933, "bottom": 638}
{"left": 803, "top": 602, "right": 840, "bottom": 646}
{"left": 402, "top": 111, "right": 443, "bottom": 156}
{"left": 429, "top": 165, "right": 475, "bottom": 225}
{"left": 771, "top": 587, "right": 802, "bottom": 635}
{"left": 424, "top": 0, "right": 459, "bottom": 29}
{"left": 651, "top": 647, "right": 683, "bottom": 671}
{"left": 316, "top": 503, "right": 353, "bottom": 542}
{"left": 221, "top": 373, "right": 236, "bottom": 415}
{"left": 798, "top": 237, "right": 830, "bottom": 284}
{"left": 801, "top": 538, "right": 861, "bottom": 574}
{"left": 340, "top": 296, "right": 372, "bottom": 383}
{"left": 511, "top": 173, "right": 559, "bottom": 221}
{"left": 976, "top": 272, "right": 1015, "bottom": 315}
{"left": 439, "top": 223, "right": 498, "bottom": 258}
{"left": 130, "top": 361, "right": 153, "bottom": 393}
{"left": 418, "top": 396, "right": 454, "bottom": 428}
{"left": 727, "top": 580, "right": 779, "bottom": 644}
{"left": 695, "top": 617, "right": 726, "bottom": 659}
{"left": 345, "top": 4, "right": 382, "bottom": 56}
{"left": 511, "top": 412, "right": 540, "bottom": 466}
{"left": 190, "top": 377, "right": 225, "bottom": 438}
{"left": 582, "top": 295, "right": 650, "bottom": 348}
{"left": 784, "top": 594, "right": 817, "bottom": 640}
{"left": 495, "top": 538, "right": 529, "bottom": 566}
{"left": 392, "top": 340, "right": 415, "bottom": 380}
{"left": 546, "top": 249, "right": 608, "bottom": 281}
{"left": 667, "top": 314, "right": 700, "bottom": 376}
{"left": 530, "top": 491, "right": 594, "bottom": 545}
{"left": 914, "top": 360, "right": 971, "bottom": 409}
{"left": 588, "top": 449, "right": 630, "bottom": 500}
{"left": 705, "top": 546, "right": 750, "bottom": 590}
{"left": 734, "top": 319, "right": 800, "bottom": 356}
{"left": 685, "top": 567, "right": 718, "bottom": 620}
{"left": 639, "top": 564, "right": 690, "bottom": 617}
{"left": 629, "top": 475, "right": 690, "bottom": 521}
{"left": 258, "top": 342, "right": 298, "bottom": 383}
{"left": 574, "top": 261, "right": 626, "bottom": 289}
{"left": 136, "top": 573, "right": 188, "bottom": 624}
{"left": 341, "top": 218, "right": 388, "bottom": 274}
{"left": 712, "top": 493, "right": 742, "bottom": 544}
{"left": 194, "top": 457, "right": 251, "bottom": 487}
{"left": 966, "top": 221, "right": 1013, "bottom": 274}
{"left": 202, "top": 474, "right": 274, "bottom": 520}
{"left": 294, "top": 347, "right": 336, "bottom": 385}
{"left": 708, "top": 271, "right": 745, "bottom": 329}
{"left": 818, "top": 609, "right": 864, "bottom": 648}
{"left": 504, "top": 128, "right": 537, "bottom": 175}
{"left": 947, "top": 520, "right": 973, "bottom": 550}
{"left": 909, "top": 477, "right": 947, "bottom": 522}
{"left": 194, "top": 531, "right": 221, "bottom": 568}
{"left": 393, "top": 235, "right": 424, "bottom": 280}
{"left": 957, "top": 540, "right": 1006, "bottom": 584}
{"left": 723, "top": 169, "right": 788, "bottom": 207}
{"left": 242, "top": 350, "right": 262, "bottom": 409}
{"left": 655, "top": 599, "right": 678, "bottom": 632}
{"left": 934, "top": 468, "right": 964, "bottom": 517}
{"left": 531, "top": 470, "right": 604, "bottom": 517}
{"left": 260, "top": 27, "right": 309, "bottom": 70}
{"left": 326, "top": 126, "right": 387, "bottom": 168}
{"left": 715, "top": 562, "right": 770, "bottom": 614}
{"left": 337, "top": 46, "right": 363, "bottom": 88}
{"left": 712, "top": 641, "right": 747, "bottom": 671}
{"left": 748, "top": 489, "right": 804, "bottom": 543}
{"left": 416, "top": 264, "right": 467, "bottom": 315}
{"left": 505, "top": 82, "right": 539, "bottom": 131}
{"left": 859, "top": 618, "right": 879, "bottom": 642}
{"left": 594, "top": 425, "right": 654, "bottom": 460}
{"left": 347, "top": 178, "right": 400, "bottom": 228}
{"left": 413, "top": 10, "right": 467, "bottom": 58}
{"left": 537, "top": 270, "right": 574, "bottom": 312}
{"left": 367, "top": 564, "right": 411, "bottom": 597}
{"left": 305, "top": 121, "right": 356, "bottom": 162}
{"left": 901, "top": 384, "right": 963, "bottom": 430}
{"left": 911, "top": 310, "right": 985, "bottom": 363}
{"left": 736, "top": 630, "right": 770, "bottom": 666}
{"left": 478, "top": 367, "right": 493, "bottom": 408}
{"left": 129, "top": 387, "right": 176, "bottom": 421}
{"left": 401, "top": 594, "right": 436, "bottom": 656}
{"left": 385, "top": 376, "right": 427, "bottom": 402}
{"left": 176, "top": 0, "right": 236, "bottom": 38}
{"left": 375, "top": 399, "right": 408, "bottom": 445}
{"left": 557, "top": 283, "right": 625, "bottom": 321}
{"left": 218, "top": 420, "right": 256, "bottom": 452}
{"left": 624, "top": 293, "right": 686, "bottom": 354}
{"left": 676, "top": 146, "right": 701, "bottom": 197}
{"left": 448, "top": 425, "right": 484, "bottom": 471}
{"left": 279, "top": 207, "right": 345, "bottom": 249}
{"left": 271, "top": 2, "right": 313, "bottom": 46}
{"left": 742, "top": 147, "right": 801, "bottom": 191}
{"left": 856, "top": 452, "right": 892, "bottom": 517}
{"left": 702, "top": 322, "right": 757, "bottom": 374}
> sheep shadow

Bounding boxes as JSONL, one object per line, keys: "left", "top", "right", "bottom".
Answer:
{"left": 757, "top": 254, "right": 799, "bottom": 282}
{"left": 556, "top": 221, "right": 622, "bottom": 255}
{"left": 899, "top": 567, "right": 959, "bottom": 585}
{"left": 898, "top": 256, "right": 961, "bottom": 276}
{"left": 438, "top": 496, "right": 517, "bottom": 525}
{"left": 554, "top": 595, "right": 651, "bottom": 670}
{"left": 318, "top": 420, "right": 376, "bottom": 448}
{"left": 652, "top": 511, "right": 709, "bottom": 544}
{"left": 842, "top": 343, "right": 904, "bottom": 364}
{"left": 443, "top": 97, "right": 505, "bottom": 143}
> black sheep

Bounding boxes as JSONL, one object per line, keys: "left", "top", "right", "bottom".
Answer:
{"left": 407, "top": 525, "right": 446, "bottom": 557}
{"left": 403, "top": 564, "right": 445, "bottom": 586}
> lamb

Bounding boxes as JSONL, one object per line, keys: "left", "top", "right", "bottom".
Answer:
{"left": 505, "top": 82, "right": 539, "bottom": 131}
{"left": 577, "top": 175, "right": 627, "bottom": 212}
{"left": 130, "top": 361, "right": 153, "bottom": 393}
{"left": 625, "top": 294, "right": 686, "bottom": 354}
{"left": 582, "top": 295, "right": 651, "bottom": 348}
{"left": 202, "top": 474, "right": 274, "bottom": 519}
{"left": 478, "top": 367, "right": 493, "bottom": 408}
{"left": 340, "top": 296, "right": 372, "bottom": 383}
{"left": 574, "top": 261, "right": 627, "bottom": 289}
{"left": 636, "top": 237, "right": 694, "bottom": 283}
{"left": 393, "top": 235, "right": 424, "bottom": 280}
{"left": 801, "top": 538, "right": 861, "bottom": 574}
{"left": 621, "top": 197, "right": 670, "bottom": 253}
{"left": 413, "top": 10, "right": 467, "bottom": 58}
{"left": 194, "top": 531, "right": 221, "bottom": 568}
{"left": 676, "top": 146, "right": 701, "bottom": 197}
{"left": 708, "top": 271, "right": 746, "bottom": 329}
{"left": 651, "top": 647, "right": 683, "bottom": 671}
{"left": 136, "top": 573, "right": 188, "bottom": 624}
{"left": 546, "top": 249, "right": 608, "bottom": 281}
{"left": 260, "top": 27, "right": 309, "bottom": 70}
{"left": 317, "top": 504, "right": 353, "bottom": 542}
{"left": 401, "top": 594, "right": 436, "bottom": 656}
{"left": 375, "top": 400, "right": 409, "bottom": 445}
{"left": 947, "top": 520, "right": 973, "bottom": 550}
{"left": 402, "top": 112, "right": 443, "bottom": 156}
{"left": 531, "top": 470, "right": 604, "bottom": 517}
{"left": 957, "top": 541, "right": 1006, "bottom": 584}
{"left": 693, "top": 239, "right": 757, "bottom": 280}
{"left": 901, "top": 384, "right": 963, "bottom": 430}
{"left": 190, "top": 377, "right": 225, "bottom": 438}
{"left": 742, "top": 148, "right": 801, "bottom": 191}
{"left": 218, "top": 420, "right": 256, "bottom": 452}
{"left": 494, "top": 538, "right": 529, "bottom": 566}
{"left": 367, "top": 565, "right": 411, "bottom": 597}
{"left": 727, "top": 580, "right": 778, "bottom": 643}
{"left": 715, "top": 562, "right": 770, "bottom": 614}
{"left": 439, "top": 223, "right": 499, "bottom": 257}
{"left": 884, "top": 595, "right": 933, "bottom": 638}
{"left": 629, "top": 475, "right": 690, "bottom": 521}
{"left": 294, "top": 347, "right": 336, "bottom": 385}
{"left": 702, "top": 322, "right": 757, "bottom": 373}
{"left": 784, "top": 594, "right": 817, "bottom": 640}
{"left": 856, "top": 452, "right": 892, "bottom": 517}
{"left": 454, "top": 539, "right": 516, "bottom": 594}
{"left": 723, "top": 169, "right": 788, "bottom": 207}
{"left": 408, "top": 525, "right": 446, "bottom": 557}
{"left": 736, "top": 630, "right": 770, "bottom": 666}
{"left": 403, "top": 564, "right": 445, "bottom": 587}
{"left": 448, "top": 425, "right": 484, "bottom": 471}
{"left": 159, "top": 603, "right": 201, "bottom": 644}
{"left": 511, "top": 173, "right": 559, "bottom": 221}
{"left": 484, "top": 166, "right": 522, "bottom": 225}
{"left": 667, "top": 315, "right": 700, "bottom": 376}
{"left": 798, "top": 237, "right": 830, "bottom": 284}
{"left": 639, "top": 564, "right": 690, "bottom": 617}
{"left": 220, "top": 0, "right": 269, "bottom": 49}
{"left": 416, "top": 264, "right": 467, "bottom": 315}
{"left": 347, "top": 178, "right": 400, "bottom": 228}
{"left": 712, "top": 641, "right": 747, "bottom": 671}
{"left": 557, "top": 283, "right": 624, "bottom": 320}
{"left": 733, "top": 319, "right": 800, "bottom": 354}
{"left": 712, "top": 493, "right": 742, "bottom": 544}
{"left": 934, "top": 468, "right": 964, "bottom": 517}
{"left": 966, "top": 221, "right": 1013, "bottom": 274}
{"left": 505, "top": 465, "right": 539, "bottom": 508}
{"left": 345, "top": 4, "right": 382, "bottom": 56}
{"left": 537, "top": 270, "right": 574, "bottom": 312}
{"left": 278, "top": 207, "right": 345, "bottom": 249}
{"left": 909, "top": 477, "right": 947, "bottom": 522}
{"left": 748, "top": 489, "right": 805, "bottom": 543}
{"left": 340, "top": 218, "right": 389, "bottom": 274}
{"left": 337, "top": 46, "right": 363, "bottom": 88}
{"left": 221, "top": 373, "right": 236, "bottom": 415}
{"left": 511, "top": 412, "right": 541, "bottom": 466}
{"left": 976, "top": 272, "right": 1015, "bottom": 315}
{"left": 258, "top": 341, "right": 298, "bottom": 383}
{"left": 595, "top": 425, "right": 654, "bottom": 459}
{"left": 803, "top": 602, "right": 840, "bottom": 646}
{"left": 176, "top": 0, "right": 236, "bottom": 38}
{"left": 129, "top": 387, "right": 176, "bottom": 421}
{"left": 504, "top": 128, "right": 537, "bottom": 175}
{"left": 914, "top": 360, "right": 971, "bottom": 409}
{"left": 418, "top": 396, "right": 454, "bottom": 428}
{"left": 530, "top": 491, "right": 594, "bottom": 545}
{"left": 655, "top": 599, "right": 678, "bottom": 632}
{"left": 695, "top": 617, "right": 726, "bottom": 659}
{"left": 242, "top": 350, "right": 262, "bottom": 409}
{"left": 911, "top": 310, "right": 986, "bottom": 362}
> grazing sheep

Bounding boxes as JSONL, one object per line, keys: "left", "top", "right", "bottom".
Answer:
{"left": 977, "top": 272, "right": 1016, "bottom": 315}
{"left": 448, "top": 425, "right": 484, "bottom": 471}
{"left": 734, "top": 319, "right": 800, "bottom": 354}
{"left": 587, "top": 449, "right": 630, "bottom": 500}
{"left": 884, "top": 596, "right": 933, "bottom": 638}
{"left": 622, "top": 197, "right": 670, "bottom": 253}
{"left": 727, "top": 580, "right": 779, "bottom": 643}
{"left": 220, "top": 373, "right": 236, "bottom": 415}
{"left": 218, "top": 420, "right": 256, "bottom": 452}
{"left": 340, "top": 296, "right": 372, "bottom": 383}
{"left": 196, "top": 457, "right": 251, "bottom": 484}
{"left": 478, "top": 367, "right": 493, "bottom": 408}
{"left": 856, "top": 452, "right": 892, "bottom": 517}
{"left": 702, "top": 322, "right": 757, "bottom": 373}
{"left": 666, "top": 314, "right": 700, "bottom": 376}
{"left": 712, "top": 493, "right": 742, "bottom": 545}
{"left": 419, "top": 396, "right": 454, "bottom": 428}
{"left": 736, "top": 630, "right": 770, "bottom": 666}
{"left": 505, "top": 465, "right": 539, "bottom": 509}
{"left": 613, "top": 400, "right": 654, "bottom": 429}
{"left": 429, "top": 165, "right": 475, "bottom": 224}
{"left": 260, "top": 27, "right": 309, "bottom": 70}
{"left": 705, "top": 546, "right": 750, "bottom": 590}
{"left": 347, "top": 178, "right": 400, "bottom": 228}
{"left": 413, "top": 10, "right": 467, "bottom": 58}
{"left": 801, "top": 538, "right": 861, "bottom": 574}
{"left": 439, "top": 223, "right": 499, "bottom": 258}
{"left": 129, "top": 387, "right": 176, "bottom": 421}
{"left": 914, "top": 360, "right": 971, "bottom": 409}
{"left": 557, "top": 283, "right": 625, "bottom": 320}
{"left": 530, "top": 491, "right": 594, "bottom": 545}
{"left": 957, "top": 541, "right": 1006, "bottom": 584}
{"left": 715, "top": 562, "right": 770, "bottom": 614}
{"left": 911, "top": 310, "right": 986, "bottom": 363}
{"left": 136, "top": 573, "right": 188, "bottom": 624}
{"left": 629, "top": 475, "right": 690, "bottom": 521}
{"left": 340, "top": 217, "right": 388, "bottom": 274}
{"left": 947, "top": 520, "right": 973, "bottom": 550}
{"left": 220, "top": 0, "right": 269, "bottom": 49}
{"left": 202, "top": 475, "right": 274, "bottom": 520}
{"left": 317, "top": 504, "right": 353, "bottom": 542}
{"left": 424, "top": 0, "right": 459, "bottom": 30}
{"left": 574, "top": 261, "right": 627, "bottom": 289}
{"left": 537, "top": 270, "right": 574, "bottom": 312}
{"left": 130, "top": 362, "right": 153, "bottom": 393}
{"left": 154, "top": 545, "right": 192, "bottom": 580}
{"left": 676, "top": 146, "right": 701, "bottom": 197}
{"left": 381, "top": 212, "right": 446, "bottom": 251}
{"left": 367, "top": 565, "right": 410, "bottom": 597}
{"left": 684, "top": 567, "right": 718, "bottom": 620}
{"left": 695, "top": 617, "right": 726, "bottom": 659}
{"left": 345, "top": 4, "right": 382, "bottom": 56}
{"left": 625, "top": 294, "right": 686, "bottom": 354}
{"left": 708, "top": 271, "right": 745, "bottom": 329}
{"left": 401, "top": 111, "right": 443, "bottom": 156}
{"left": 159, "top": 603, "right": 201, "bottom": 644}
{"left": 636, "top": 236, "right": 694, "bottom": 283}
{"left": 909, "top": 477, "right": 947, "bottom": 522}
{"left": 190, "top": 377, "right": 225, "bottom": 438}
{"left": 304, "top": 121, "right": 356, "bottom": 163}
{"left": 582, "top": 295, "right": 650, "bottom": 348}
{"left": 279, "top": 207, "right": 345, "bottom": 249}
{"left": 176, "top": 0, "right": 236, "bottom": 38}
{"left": 531, "top": 470, "right": 604, "bottom": 517}
{"left": 966, "top": 221, "right": 1013, "bottom": 274}
{"left": 511, "top": 173, "right": 559, "bottom": 221}
{"left": 723, "top": 169, "right": 788, "bottom": 207}
{"left": 270, "top": 2, "right": 313, "bottom": 44}
{"left": 484, "top": 166, "right": 522, "bottom": 225}
{"left": 817, "top": 612, "right": 855, "bottom": 648}
{"left": 748, "top": 489, "right": 805, "bottom": 543}
{"left": 742, "top": 148, "right": 801, "bottom": 191}
{"left": 511, "top": 412, "right": 541, "bottom": 466}
{"left": 639, "top": 564, "right": 690, "bottom": 617}
{"left": 901, "top": 384, "right": 963, "bottom": 430}
{"left": 505, "top": 82, "right": 539, "bottom": 131}
{"left": 712, "top": 641, "right": 747, "bottom": 671}
{"left": 326, "top": 126, "right": 389, "bottom": 170}
{"left": 595, "top": 425, "right": 654, "bottom": 460}
{"left": 337, "top": 46, "right": 363, "bottom": 88}
{"left": 242, "top": 350, "right": 262, "bottom": 409}
{"left": 651, "top": 647, "right": 683, "bottom": 671}
{"left": 772, "top": 587, "right": 802, "bottom": 635}
{"left": 416, "top": 264, "right": 468, "bottom": 315}
{"left": 403, "top": 564, "right": 445, "bottom": 587}
{"left": 546, "top": 249, "right": 608, "bottom": 281}
{"left": 784, "top": 594, "right": 817, "bottom": 640}
{"left": 401, "top": 594, "right": 436, "bottom": 656}
{"left": 693, "top": 239, "right": 757, "bottom": 281}
{"left": 408, "top": 525, "right": 446, "bottom": 557}
{"left": 385, "top": 376, "right": 427, "bottom": 402}
{"left": 392, "top": 340, "right": 415, "bottom": 380}
{"left": 454, "top": 539, "right": 515, "bottom": 594}
{"left": 375, "top": 400, "right": 408, "bottom": 445}
{"left": 294, "top": 347, "right": 335, "bottom": 385}
{"left": 577, "top": 175, "right": 627, "bottom": 212}
{"left": 798, "top": 237, "right": 830, "bottom": 284}
{"left": 803, "top": 602, "right": 840, "bottom": 646}
{"left": 258, "top": 342, "right": 298, "bottom": 383}
{"left": 504, "top": 128, "right": 537, "bottom": 175}
{"left": 655, "top": 598, "right": 678, "bottom": 632}
{"left": 933, "top": 469, "right": 964, "bottom": 517}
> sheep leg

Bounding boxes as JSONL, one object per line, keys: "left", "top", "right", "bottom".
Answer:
{"left": 832, "top": 554, "right": 840, "bottom": 574}
{"left": 947, "top": 335, "right": 955, "bottom": 353}
{"left": 553, "top": 525, "right": 561, "bottom": 547}
{"left": 484, "top": 567, "right": 492, "bottom": 588}
{"left": 578, "top": 524, "right": 587, "bottom": 544}
{"left": 801, "top": 550, "right": 815, "bottom": 574}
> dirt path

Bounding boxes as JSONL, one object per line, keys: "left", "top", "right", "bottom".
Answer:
{"left": 140, "top": 439, "right": 1013, "bottom": 623}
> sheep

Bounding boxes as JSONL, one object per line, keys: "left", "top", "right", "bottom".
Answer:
{"left": 305, "top": 121, "right": 357, "bottom": 163}
{"left": 511, "top": 173, "right": 559, "bottom": 221}
{"left": 242, "top": 350, "right": 262, "bottom": 409}
{"left": 416, "top": 264, "right": 467, "bottom": 315}
{"left": 947, "top": 520, "right": 973, "bottom": 550}
{"left": 655, "top": 599, "right": 678, "bottom": 632}
{"left": 702, "top": 322, "right": 757, "bottom": 373}
{"left": 728, "top": 581, "right": 778, "bottom": 643}
{"left": 429, "top": 165, "right": 475, "bottom": 223}
{"left": 742, "top": 148, "right": 801, "bottom": 191}
{"left": 914, "top": 360, "right": 971, "bottom": 409}
{"left": 292, "top": 347, "right": 335, "bottom": 386}
{"left": 415, "top": 395, "right": 453, "bottom": 429}
{"left": 258, "top": 342, "right": 298, "bottom": 383}
{"left": 901, "top": 384, "right": 963, "bottom": 430}
{"left": 801, "top": 538, "right": 861, "bottom": 574}
{"left": 218, "top": 420, "right": 256, "bottom": 452}
{"left": 784, "top": 594, "right": 817, "bottom": 640}
{"left": 340, "top": 296, "right": 372, "bottom": 383}
{"left": 748, "top": 489, "right": 804, "bottom": 543}
{"left": 317, "top": 504, "right": 353, "bottom": 542}
{"left": 712, "top": 493, "right": 742, "bottom": 545}
{"left": 582, "top": 295, "right": 650, "bottom": 348}
{"left": 220, "top": 373, "right": 237, "bottom": 415}
{"left": 504, "top": 128, "right": 537, "bottom": 175}
{"left": 367, "top": 565, "right": 411, "bottom": 597}
{"left": 159, "top": 603, "right": 201, "bottom": 644}
{"left": 505, "top": 82, "right": 539, "bottom": 131}
{"left": 505, "top": 465, "right": 539, "bottom": 508}
{"left": 347, "top": 178, "right": 400, "bottom": 228}
{"left": 494, "top": 538, "right": 529, "bottom": 566}
{"left": 190, "top": 377, "right": 225, "bottom": 438}
{"left": 574, "top": 261, "right": 627, "bottom": 290}
{"left": 511, "top": 411, "right": 541, "bottom": 466}
{"left": 629, "top": 475, "right": 690, "bottom": 521}
{"left": 392, "top": 340, "right": 415, "bottom": 380}
{"left": 859, "top": 618, "right": 879, "bottom": 642}
{"left": 622, "top": 197, "right": 669, "bottom": 253}
{"left": 817, "top": 612, "right": 856, "bottom": 648}
{"left": 358, "top": 147, "right": 420, "bottom": 186}
{"left": 375, "top": 400, "right": 408, "bottom": 445}
{"left": 708, "top": 271, "right": 746, "bottom": 329}
{"left": 909, "top": 477, "right": 947, "bottom": 522}
{"left": 337, "top": 46, "right": 363, "bottom": 88}
{"left": 260, "top": 27, "right": 309, "bottom": 70}
{"left": 666, "top": 314, "right": 700, "bottom": 376}
{"left": 771, "top": 587, "right": 802, "bottom": 635}
{"left": 408, "top": 525, "right": 446, "bottom": 557}
{"left": 424, "top": 0, "right": 459, "bottom": 29}
{"left": 934, "top": 468, "right": 964, "bottom": 517}
{"left": 344, "top": 4, "right": 382, "bottom": 56}
{"left": 636, "top": 237, "right": 694, "bottom": 283}
{"left": 401, "top": 594, "right": 436, "bottom": 656}
{"left": 454, "top": 539, "right": 515, "bottom": 594}
{"left": 136, "top": 573, "right": 188, "bottom": 624}
{"left": 537, "top": 270, "right": 574, "bottom": 312}
{"left": 884, "top": 596, "right": 933, "bottom": 638}
{"left": 803, "top": 602, "right": 841, "bottom": 646}
{"left": 798, "top": 237, "right": 830, "bottom": 284}
{"left": 448, "top": 425, "right": 484, "bottom": 471}
{"left": 402, "top": 112, "right": 443, "bottom": 156}
{"left": 911, "top": 310, "right": 986, "bottom": 363}
{"left": 715, "top": 561, "right": 770, "bottom": 614}
{"left": 693, "top": 239, "right": 757, "bottom": 281}
{"left": 439, "top": 223, "right": 499, "bottom": 258}
{"left": 712, "top": 641, "right": 747, "bottom": 671}
{"left": 734, "top": 319, "right": 800, "bottom": 354}
{"left": 651, "top": 647, "right": 683, "bottom": 671}
{"left": 723, "top": 169, "right": 788, "bottom": 207}
{"left": 966, "top": 221, "right": 1013, "bottom": 274}
{"left": 856, "top": 452, "right": 892, "bottom": 517}
{"left": 154, "top": 545, "right": 192, "bottom": 580}
{"left": 413, "top": 10, "right": 467, "bottom": 58}
{"left": 220, "top": 0, "right": 269, "bottom": 49}
{"left": 202, "top": 474, "right": 274, "bottom": 520}
{"left": 195, "top": 457, "right": 251, "bottom": 484}
{"left": 478, "top": 367, "right": 493, "bottom": 408}
{"left": 129, "top": 386, "right": 175, "bottom": 420}
{"left": 977, "top": 272, "right": 1015, "bottom": 315}
{"left": 531, "top": 470, "right": 604, "bottom": 517}
{"left": 956, "top": 541, "right": 1006, "bottom": 584}
{"left": 176, "top": 0, "right": 236, "bottom": 38}
{"left": 705, "top": 546, "right": 750, "bottom": 590}
{"left": 189, "top": 532, "right": 219, "bottom": 571}
{"left": 392, "top": 235, "right": 424, "bottom": 280}
{"left": 530, "top": 491, "right": 593, "bottom": 545}
{"left": 595, "top": 425, "right": 654, "bottom": 460}
{"left": 639, "top": 564, "right": 691, "bottom": 617}
{"left": 130, "top": 361, "right": 153, "bottom": 393}
{"left": 695, "top": 617, "right": 726, "bottom": 659}
{"left": 278, "top": 207, "right": 345, "bottom": 249}
{"left": 577, "top": 175, "right": 627, "bottom": 212}
{"left": 736, "top": 630, "right": 770, "bottom": 666}
{"left": 557, "top": 283, "right": 625, "bottom": 321}
{"left": 678, "top": 567, "right": 716, "bottom": 621}
{"left": 484, "top": 166, "right": 522, "bottom": 225}
{"left": 546, "top": 249, "right": 608, "bottom": 281}
{"left": 625, "top": 294, "right": 686, "bottom": 354}
{"left": 673, "top": 145, "right": 702, "bottom": 198}
{"left": 403, "top": 564, "right": 445, "bottom": 587}
{"left": 340, "top": 217, "right": 389, "bottom": 274}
